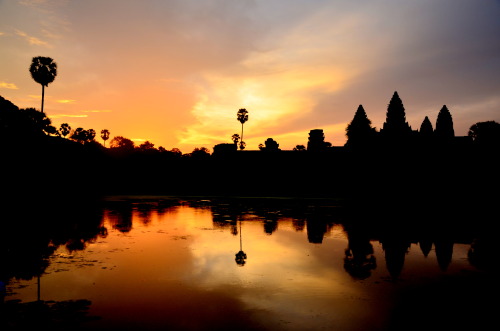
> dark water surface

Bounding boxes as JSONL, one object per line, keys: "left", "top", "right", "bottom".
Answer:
{"left": 0, "top": 196, "right": 495, "bottom": 330}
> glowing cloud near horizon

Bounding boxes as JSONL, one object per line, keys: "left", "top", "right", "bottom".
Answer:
{"left": 179, "top": 55, "right": 350, "bottom": 149}
{"left": 82, "top": 109, "right": 112, "bottom": 113}
{"left": 0, "top": 82, "right": 19, "bottom": 90}
{"left": 0, "top": 0, "right": 498, "bottom": 151}
{"left": 49, "top": 114, "right": 88, "bottom": 119}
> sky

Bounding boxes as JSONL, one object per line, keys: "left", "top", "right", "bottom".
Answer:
{"left": 1, "top": 0, "right": 499, "bottom": 152}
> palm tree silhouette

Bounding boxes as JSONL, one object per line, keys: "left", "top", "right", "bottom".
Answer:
{"left": 236, "top": 108, "right": 248, "bottom": 150}
{"left": 59, "top": 123, "right": 71, "bottom": 138}
{"left": 235, "top": 218, "right": 247, "bottom": 266}
{"left": 231, "top": 133, "right": 240, "bottom": 145}
{"left": 29, "top": 56, "right": 57, "bottom": 113}
{"left": 101, "top": 129, "right": 110, "bottom": 146}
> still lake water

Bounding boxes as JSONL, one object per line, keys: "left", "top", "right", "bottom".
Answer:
{"left": 1, "top": 196, "right": 494, "bottom": 330}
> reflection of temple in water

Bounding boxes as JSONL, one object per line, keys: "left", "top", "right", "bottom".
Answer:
{"left": 306, "top": 217, "right": 330, "bottom": 244}
{"left": 419, "top": 237, "right": 433, "bottom": 257}
{"left": 434, "top": 237, "right": 454, "bottom": 271}
{"left": 207, "top": 198, "right": 491, "bottom": 279}
{"left": 381, "top": 237, "right": 411, "bottom": 280}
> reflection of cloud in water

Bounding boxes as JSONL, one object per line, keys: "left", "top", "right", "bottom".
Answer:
{"left": 186, "top": 220, "right": 369, "bottom": 330}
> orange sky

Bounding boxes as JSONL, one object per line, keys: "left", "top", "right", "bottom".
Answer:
{"left": 1, "top": 0, "right": 499, "bottom": 153}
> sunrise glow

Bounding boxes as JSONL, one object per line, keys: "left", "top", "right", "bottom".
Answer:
{"left": 1, "top": 0, "right": 499, "bottom": 152}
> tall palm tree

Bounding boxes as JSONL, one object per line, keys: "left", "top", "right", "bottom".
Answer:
{"left": 29, "top": 56, "right": 57, "bottom": 113}
{"left": 236, "top": 108, "right": 248, "bottom": 150}
{"left": 101, "top": 129, "right": 110, "bottom": 147}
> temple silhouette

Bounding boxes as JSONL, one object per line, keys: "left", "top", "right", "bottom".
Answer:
{"left": 1, "top": 91, "right": 498, "bottom": 201}
{"left": 209, "top": 91, "right": 500, "bottom": 205}
{"left": 214, "top": 91, "right": 472, "bottom": 155}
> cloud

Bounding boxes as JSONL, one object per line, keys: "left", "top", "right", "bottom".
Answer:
{"left": 177, "top": 3, "right": 361, "bottom": 149}
{"left": 15, "top": 29, "right": 50, "bottom": 46}
{"left": 2, "top": 0, "right": 499, "bottom": 150}
{"left": 82, "top": 109, "right": 112, "bottom": 113}
{"left": 56, "top": 99, "right": 76, "bottom": 104}
{"left": 18, "top": 0, "right": 51, "bottom": 7}
{"left": 41, "top": 28, "right": 63, "bottom": 40}
{"left": 49, "top": 114, "right": 88, "bottom": 119}
{"left": 18, "top": 0, "right": 69, "bottom": 11}
{"left": 0, "top": 82, "right": 19, "bottom": 90}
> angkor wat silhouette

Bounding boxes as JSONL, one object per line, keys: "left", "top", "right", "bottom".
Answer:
{"left": 214, "top": 91, "right": 472, "bottom": 155}
{"left": 1, "top": 91, "right": 497, "bottom": 201}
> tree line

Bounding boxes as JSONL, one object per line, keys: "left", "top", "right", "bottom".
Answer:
{"left": 9, "top": 56, "right": 500, "bottom": 154}
{"left": 1, "top": 56, "right": 499, "bottom": 199}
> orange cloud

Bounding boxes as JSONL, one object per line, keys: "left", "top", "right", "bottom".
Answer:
{"left": 15, "top": 29, "right": 50, "bottom": 46}
{"left": 82, "top": 109, "right": 112, "bottom": 113}
{"left": 0, "top": 81, "right": 18, "bottom": 90}
{"left": 179, "top": 52, "right": 351, "bottom": 150}
{"left": 49, "top": 114, "right": 88, "bottom": 119}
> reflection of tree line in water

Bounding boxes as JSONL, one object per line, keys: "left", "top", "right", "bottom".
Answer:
{"left": 208, "top": 198, "right": 495, "bottom": 277}
{"left": 1, "top": 198, "right": 495, "bottom": 280}
{"left": 0, "top": 198, "right": 105, "bottom": 329}
{"left": 0, "top": 197, "right": 494, "bottom": 327}
{"left": 0, "top": 198, "right": 492, "bottom": 286}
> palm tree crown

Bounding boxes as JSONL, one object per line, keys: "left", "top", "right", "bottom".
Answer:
{"left": 237, "top": 108, "right": 248, "bottom": 125}
{"left": 29, "top": 56, "right": 57, "bottom": 113}
{"left": 101, "top": 129, "right": 110, "bottom": 146}
{"left": 30, "top": 56, "right": 57, "bottom": 86}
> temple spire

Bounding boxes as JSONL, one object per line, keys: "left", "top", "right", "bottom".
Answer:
{"left": 381, "top": 91, "right": 412, "bottom": 137}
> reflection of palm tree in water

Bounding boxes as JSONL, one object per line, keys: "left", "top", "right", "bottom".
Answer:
{"left": 235, "top": 218, "right": 247, "bottom": 266}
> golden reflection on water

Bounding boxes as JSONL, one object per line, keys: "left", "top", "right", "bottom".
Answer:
{"left": 5, "top": 200, "right": 490, "bottom": 330}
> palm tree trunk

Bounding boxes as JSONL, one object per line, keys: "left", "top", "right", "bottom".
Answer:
{"left": 41, "top": 84, "right": 45, "bottom": 113}
{"left": 37, "top": 274, "right": 41, "bottom": 301}
{"left": 240, "top": 123, "right": 244, "bottom": 149}
{"left": 239, "top": 219, "right": 243, "bottom": 251}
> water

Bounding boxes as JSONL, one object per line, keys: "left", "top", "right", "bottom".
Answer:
{"left": 0, "top": 196, "right": 494, "bottom": 330}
